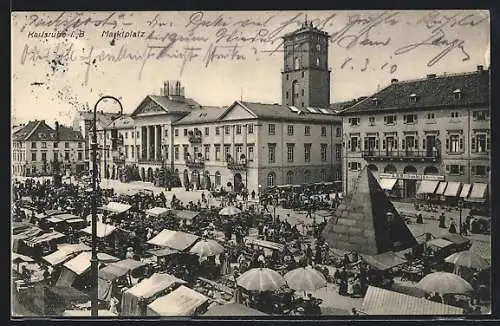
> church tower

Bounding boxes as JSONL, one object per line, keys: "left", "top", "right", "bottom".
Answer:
{"left": 281, "top": 19, "right": 331, "bottom": 108}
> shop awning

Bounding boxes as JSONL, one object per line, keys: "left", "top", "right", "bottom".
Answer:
{"left": 379, "top": 178, "right": 398, "bottom": 190}
{"left": 416, "top": 180, "right": 439, "bottom": 194}
{"left": 174, "top": 210, "right": 200, "bottom": 221}
{"left": 47, "top": 216, "right": 64, "bottom": 224}
{"left": 81, "top": 222, "right": 117, "bottom": 238}
{"left": 361, "top": 252, "right": 407, "bottom": 271}
{"left": 245, "top": 239, "right": 285, "bottom": 252}
{"left": 100, "top": 202, "right": 131, "bottom": 214}
{"left": 98, "top": 259, "right": 148, "bottom": 282}
{"left": 147, "top": 285, "right": 209, "bottom": 316}
{"left": 26, "top": 231, "right": 65, "bottom": 245}
{"left": 427, "top": 238, "right": 454, "bottom": 249}
{"left": 127, "top": 273, "right": 187, "bottom": 300}
{"left": 468, "top": 183, "right": 488, "bottom": 201}
{"left": 63, "top": 251, "right": 120, "bottom": 275}
{"left": 162, "top": 231, "right": 200, "bottom": 251}
{"left": 146, "top": 207, "right": 170, "bottom": 217}
{"left": 435, "top": 182, "right": 448, "bottom": 195}
{"left": 460, "top": 184, "right": 472, "bottom": 198}
{"left": 43, "top": 243, "right": 91, "bottom": 266}
{"left": 147, "top": 229, "right": 177, "bottom": 247}
{"left": 444, "top": 182, "right": 461, "bottom": 197}
{"left": 204, "top": 303, "right": 268, "bottom": 316}
{"left": 362, "top": 286, "right": 463, "bottom": 315}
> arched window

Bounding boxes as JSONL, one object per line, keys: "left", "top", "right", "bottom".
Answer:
{"left": 267, "top": 172, "right": 276, "bottom": 187}
{"left": 304, "top": 170, "right": 311, "bottom": 183}
{"left": 287, "top": 171, "right": 294, "bottom": 184}
{"left": 316, "top": 57, "right": 320, "bottom": 66}
{"left": 384, "top": 164, "right": 397, "bottom": 173}
{"left": 215, "top": 171, "right": 221, "bottom": 187}
{"left": 294, "top": 57, "right": 300, "bottom": 70}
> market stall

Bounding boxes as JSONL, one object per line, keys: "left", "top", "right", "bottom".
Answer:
{"left": 146, "top": 207, "right": 171, "bottom": 218}
{"left": 146, "top": 285, "right": 209, "bottom": 316}
{"left": 121, "top": 272, "right": 187, "bottom": 316}
{"left": 174, "top": 210, "right": 200, "bottom": 226}
{"left": 23, "top": 231, "right": 66, "bottom": 258}
{"left": 147, "top": 229, "right": 177, "bottom": 247}
{"left": 43, "top": 243, "right": 91, "bottom": 266}
{"left": 97, "top": 259, "right": 149, "bottom": 302}
{"left": 100, "top": 202, "right": 132, "bottom": 217}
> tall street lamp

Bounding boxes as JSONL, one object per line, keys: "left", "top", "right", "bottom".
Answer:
{"left": 90, "top": 96, "right": 123, "bottom": 317}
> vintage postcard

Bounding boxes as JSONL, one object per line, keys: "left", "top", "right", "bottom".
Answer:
{"left": 11, "top": 10, "right": 491, "bottom": 317}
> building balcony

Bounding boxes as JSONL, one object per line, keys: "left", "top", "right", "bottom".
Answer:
{"left": 227, "top": 160, "right": 248, "bottom": 171}
{"left": 188, "top": 135, "right": 202, "bottom": 144}
{"left": 361, "top": 150, "right": 440, "bottom": 163}
{"left": 185, "top": 158, "right": 205, "bottom": 169}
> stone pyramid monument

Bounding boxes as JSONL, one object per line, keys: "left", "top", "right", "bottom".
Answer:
{"left": 321, "top": 166, "right": 417, "bottom": 256}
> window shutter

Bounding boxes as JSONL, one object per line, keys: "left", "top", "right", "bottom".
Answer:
{"left": 446, "top": 138, "right": 450, "bottom": 150}
{"left": 459, "top": 137, "right": 464, "bottom": 151}
{"left": 395, "top": 139, "right": 398, "bottom": 148}
{"left": 422, "top": 139, "right": 426, "bottom": 149}
{"left": 471, "top": 137, "right": 476, "bottom": 151}
{"left": 446, "top": 165, "right": 450, "bottom": 172}
{"left": 402, "top": 139, "right": 406, "bottom": 149}
{"left": 348, "top": 140, "right": 351, "bottom": 149}
{"left": 357, "top": 139, "right": 361, "bottom": 149}
{"left": 459, "top": 165, "right": 464, "bottom": 174}
{"left": 382, "top": 140, "right": 386, "bottom": 149}
{"left": 364, "top": 138, "right": 368, "bottom": 150}
{"left": 487, "top": 136, "right": 491, "bottom": 151}
{"left": 375, "top": 139, "right": 379, "bottom": 149}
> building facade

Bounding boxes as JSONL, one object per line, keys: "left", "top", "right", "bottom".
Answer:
{"left": 340, "top": 67, "right": 490, "bottom": 201}
{"left": 13, "top": 120, "right": 86, "bottom": 176}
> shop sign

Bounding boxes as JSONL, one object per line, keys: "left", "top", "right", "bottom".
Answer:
{"left": 378, "top": 173, "right": 444, "bottom": 181}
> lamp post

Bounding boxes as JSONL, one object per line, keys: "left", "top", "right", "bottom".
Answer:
{"left": 90, "top": 96, "right": 123, "bottom": 317}
{"left": 458, "top": 199, "right": 464, "bottom": 235}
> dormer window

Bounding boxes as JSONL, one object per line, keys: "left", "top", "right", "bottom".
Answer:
{"left": 409, "top": 94, "right": 417, "bottom": 103}
{"left": 453, "top": 89, "right": 463, "bottom": 100}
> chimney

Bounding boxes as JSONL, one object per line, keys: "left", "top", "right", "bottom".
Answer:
{"left": 477, "top": 65, "right": 484, "bottom": 72}
{"left": 164, "top": 81, "right": 170, "bottom": 96}
{"left": 55, "top": 121, "right": 59, "bottom": 131}
{"left": 426, "top": 74, "right": 436, "bottom": 79}
{"left": 391, "top": 78, "right": 399, "bottom": 83}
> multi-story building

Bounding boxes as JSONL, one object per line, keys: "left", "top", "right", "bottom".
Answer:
{"left": 91, "top": 21, "right": 344, "bottom": 194}
{"left": 339, "top": 66, "right": 490, "bottom": 202}
{"left": 12, "top": 120, "right": 86, "bottom": 176}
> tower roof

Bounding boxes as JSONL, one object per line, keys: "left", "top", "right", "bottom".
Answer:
{"left": 282, "top": 20, "right": 329, "bottom": 39}
{"left": 321, "top": 167, "right": 417, "bottom": 255}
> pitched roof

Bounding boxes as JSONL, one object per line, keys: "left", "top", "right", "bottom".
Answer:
{"left": 149, "top": 95, "right": 201, "bottom": 113}
{"left": 321, "top": 166, "right": 417, "bottom": 255}
{"left": 12, "top": 120, "right": 83, "bottom": 142}
{"left": 57, "top": 125, "right": 84, "bottom": 141}
{"left": 341, "top": 70, "right": 490, "bottom": 115}
{"left": 234, "top": 101, "right": 341, "bottom": 123}
{"left": 329, "top": 99, "right": 358, "bottom": 112}
{"left": 13, "top": 120, "right": 42, "bottom": 141}
{"left": 173, "top": 106, "right": 225, "bottom": 125}
{"left": 104, "top": 115, "right": 135, "bottom": 129}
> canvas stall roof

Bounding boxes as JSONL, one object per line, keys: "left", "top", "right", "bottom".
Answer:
{"left": 26, "top": 231, "right": 65, "bottom": 245}
{"left": 12, "top": 253, "right": 35, "bottom": 263}
{"left": 13, "top": 226, "right": 42, "bottom": 239}
{"left": 147, "top": 285, "right": 208, "bottom": 316}
{"left": 417, "top": 180, "right": 439, "bottom": 194}
{"left": 435, "top": 182, "right": 447, "bottom": 195}
{"left": 468, "top": 183, "right": 488, "bottom": 201}
{"left": 362, "top": 286, "right": 463, "bottom": 315}
{"left": 47, "top": 286, "right": 90, "bottom": 302}
{"left": 99, "top": 259, "right": 149, "bottom": 280}
{"left": 63, "top": 310, "right": 117, "bottom": 316}
{"left": 147, "top": 229, "right": 177, "bottom": 246}
{"left": 203, "top": 303, "right": 267, "bottom": 316}
{"left": 321, "top": 167, "right": 417, "bottom": 255}
{"left": 379, "top": 178, "right": 398, "bottom": 190}
{"left": 45, "top": 210, "right": 66, "bottom": 216}
{"left": 13, "top": 222, "right": 33, "bottom": 234}
{"left": 56, "top": 214, "right": 81, "bottom": 221}
{"left": 427, "top": 238, "right": 454, "bottom": 249}
{"left": 162, "top": 231, "right": 200, "bottom": 251}
{"left": 43, "top": 243, "right": 91, "bottom": 266}
{"left": 441, "top": 234, "right": 470, "bottom": 246}
{"left": 146, "top": 207, "right": 170, "bottom": 217}
{"left": 126, "top": 273, "right": 187, "bottom": 299}
{"left": 63, "top": 251, "right": 120, "bottom": 275}
{"left": 66, "top": 218, "right": 85, "bottom": 224}
{"left": 444, "top": 182, "right": 461, "bottom": 197}
{"left": 174, "top": 210, "right": 200, "bottom": 221}
{"left": 245, "top": 239, "right": 285, "bottom": 252}
{"left": 470, "top": 241, "right": 491, "bottom": 261}
{"left": 82, "top": 222, "right": 117, "bottom": 238}
{"left": 362, "top": 251, "right": 407, "bottom": 271}
{"left": 101, "top": 202, "right": 131, "bottom": 214}
{"left": 460, "top": 184, "right": 472, "bottom": 198}
{"left": 47, "top": 216, "right": 64, "bottom": 223}
{"left": 147, "top": 248, "right": 179, "bottom": 257}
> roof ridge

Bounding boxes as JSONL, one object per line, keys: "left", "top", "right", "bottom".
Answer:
{"left": 392, "top": 70, "right": 482, "bottom": 85}
{"left": 24, "top": 120, "right": 44, "bottom": 141}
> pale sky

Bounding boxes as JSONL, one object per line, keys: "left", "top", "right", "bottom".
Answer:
{"left": 11, "top": 10, "right": 490, "bottom": 126}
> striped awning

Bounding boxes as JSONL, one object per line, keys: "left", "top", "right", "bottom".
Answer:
{"left": 460, "top": 184, "right": 471, "bottom": 198}
{"left": 468, "top": 183, "right": 488, "bottom": 200}
{"left": 379, "top": 178, "right": 398, "bottom": 190}
{"left": 416, "top": 180, "right": 439, "bottom": 194}
{"left": 435, "top": 182, "right": 448, "bottom": 195}
{"left": 444, "top": 182, "right": 461, "bottom": 197}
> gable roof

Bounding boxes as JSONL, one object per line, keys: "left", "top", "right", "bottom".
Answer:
{"left": 330, "top": 99, "right": 358, "bottom": 113}
{"left": 13, "top": 120, "right": 43, "bottom": 141}
{"left": 173, "top": 106, "right": 226, "bottom": 125}
{"left": 131, "top": 95, "right": 202, "bottom": 117}
{"left": 12, "top": 120, "right": 84, "bottom": 142}
{"left": 56, "top": 125, "right": 84, "bottom": 141}
{"left": 222, "top": 101, "right": 341, "bottom": 124}
{"left": 321, "top": 166, "right": 417, "bottom": 255}
{"left": 104, "top": 115, "right": 135, "bottom": 129}
{"left": 341, "top": 70, "right": 490, "bottom": 115}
